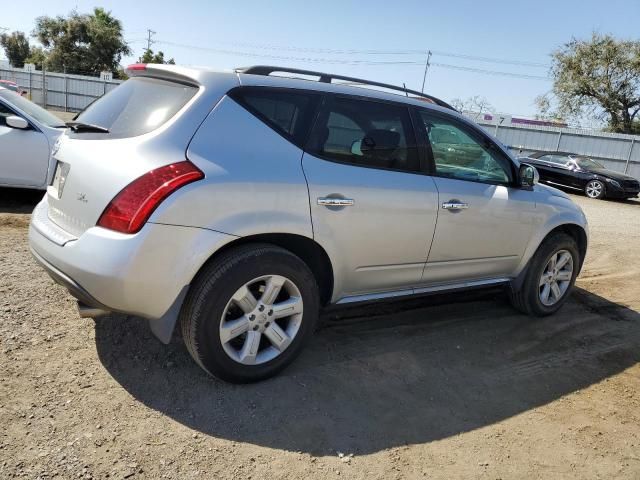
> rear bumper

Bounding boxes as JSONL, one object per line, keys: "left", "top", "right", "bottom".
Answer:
{"left": 29, "top": 198, "right": 237, "bottom": 323}
{"left": 30, "top": 247, "right": 110, "bottom": 311}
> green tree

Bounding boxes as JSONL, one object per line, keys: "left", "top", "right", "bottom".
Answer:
{"left": 138, "top": 48, "right": 175, "bottom": 65}
{"left": 548, "top": 33, "right": 640, "bottom": 133}
{"left": 24, "top": 46, "right": 47, "bottom": 70}
{"left": 0, "top": 31, "right": 31, "bottom": 68}
{"left": 33, "top": 7, "right": 131, "bottom": 74}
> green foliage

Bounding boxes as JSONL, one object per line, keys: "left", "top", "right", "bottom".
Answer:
{"left": 548, "top": 33, "right": 640, "bottom": 134}
{"left": 138, "top": 48, "right": 175, "bottom": 65}
{"left": 33, "top": 7, "right": 131, "bottom": 74}
{"left": 534, "top": 94, "right": 566, "bottom": 123}
{"left": 0, "top": 31, "right": 31, "bottom": 68}
{"left": 24, "top": 46, "right": 47, "bottom": 70}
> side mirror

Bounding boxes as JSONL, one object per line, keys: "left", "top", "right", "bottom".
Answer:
{"left": 519, "top": 163, "right": 539, "bottom": 190}
{"left": 6, "top": 115, "right": 29, "bottom": 130}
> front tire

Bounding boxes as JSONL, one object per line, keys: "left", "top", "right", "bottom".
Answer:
{"left": 509, "top": 233, "right": 580, "bottom": 316}
{"left": 585, "top": 180, "right": 605, "bottom": 199}
{"left": 180, "top": 244, "right": 320, "bottom": 383}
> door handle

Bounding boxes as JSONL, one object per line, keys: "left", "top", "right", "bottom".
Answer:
{"left": 318, "top": 197, "right": 355, "bottom": 207}
{"left": 442, "top": 201, "right": 469, "bottom": 210}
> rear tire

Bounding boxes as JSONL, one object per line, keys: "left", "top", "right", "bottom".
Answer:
{"left": 180, "top": 244, "right": 320, "bottom": 383}
{"left": 509, "top": 233, "right": 580, "bottom": 316}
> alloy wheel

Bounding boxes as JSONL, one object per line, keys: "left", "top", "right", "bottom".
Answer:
{"left": 585, "top": 180, "right": 604, "bottom": 198}
{"left": 538, "top": 249, "right": 574, "bottom": 306}
{"left": 219, "top": 275, "right": 304, "bottom": 365}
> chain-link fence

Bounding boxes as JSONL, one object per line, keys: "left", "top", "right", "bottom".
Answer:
{"left": 0, "top": 66, "right": 122, "bottom": 113}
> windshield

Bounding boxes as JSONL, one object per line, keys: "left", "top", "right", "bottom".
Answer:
{"left": 574, "top": 156, "right": 604, "bottom": 169}
{"left": 72, "top": 77, "right": 198, "bottom": 139}
{"left": 0, "top": 89, "right": 65, "bottom": 128}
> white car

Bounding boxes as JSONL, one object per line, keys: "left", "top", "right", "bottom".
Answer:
{"left": 0, "top": 87, "right": 66, "bottom": 189}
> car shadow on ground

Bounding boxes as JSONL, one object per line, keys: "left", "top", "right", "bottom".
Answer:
{"left": 93, "top": 287, "right": 640, "bottom": 456}
{"left": 0, "top": 187, "right": 42, "bottom": 214}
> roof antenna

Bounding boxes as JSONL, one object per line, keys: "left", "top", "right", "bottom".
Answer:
{"left": 403, "top": 83, "right": 409, "bottom": 97}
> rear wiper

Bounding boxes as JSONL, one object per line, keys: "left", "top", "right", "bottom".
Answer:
{"left": 65, "top": 121, "right": 109, "bottom": 133}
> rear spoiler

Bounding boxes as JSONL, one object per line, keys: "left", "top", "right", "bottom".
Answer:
{"left": 125, "top": 64, "right": 201, "bottom": 87}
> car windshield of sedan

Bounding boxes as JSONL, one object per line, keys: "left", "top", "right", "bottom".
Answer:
{"left": 573, "top": 156, "right": 604, "bottom": 169}
{"left": 0, "top": 89, "right": 65, "bottom": 128}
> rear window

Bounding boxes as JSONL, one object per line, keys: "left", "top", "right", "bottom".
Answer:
{"left": 73, "top": 77, "right": 197, "bottom": 139}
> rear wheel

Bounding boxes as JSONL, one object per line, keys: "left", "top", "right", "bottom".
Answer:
{"left": 180, "top": 244, "right": 320, "bottom": 383}
{"left": 509, "top": 233, "right": 580, "bottom": 316}
{"left": 585, "top": 180, "right": 605, "bottom": 199}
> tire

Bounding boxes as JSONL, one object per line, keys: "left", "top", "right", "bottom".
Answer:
{"left": 180, "top": 243, "right": 320, "bottom": 383}
{"left": 584, "top": 179, "right": 606, "bottom": 199}
{"left": 509, "top": 233, "right": 580, "bottom": 316}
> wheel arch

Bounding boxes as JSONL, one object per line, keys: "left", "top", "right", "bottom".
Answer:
{"left": 512, "top": 221, "right": 588, "bottom": 291}
{"left": 193, "top": 233, "right": 335, "bottom": 306}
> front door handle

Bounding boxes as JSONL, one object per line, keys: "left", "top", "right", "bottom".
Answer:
{"left": 442, "top": 201, "right": 469, "bottom": 210}
{"left": 318, "top": 197, "right": 355, "bottom": 207}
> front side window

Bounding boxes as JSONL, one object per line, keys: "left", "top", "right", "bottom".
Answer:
{"left": 0, "top": 89, "right": 64, "bottom": 128}
{"left": 307, "top": 96, "right": 419, "bottom": 172}
{"left": 573, "top": 156, "right": 604, "bottom": 169}
{"left": 419, "top": 111, "right": 512, "bottom": 184}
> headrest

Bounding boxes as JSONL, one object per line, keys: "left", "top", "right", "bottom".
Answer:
{"left": 363, "top": 129, "right": 401, "bottom": 151}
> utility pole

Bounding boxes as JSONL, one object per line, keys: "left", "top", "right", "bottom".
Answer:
{"left": 146, "top": 29, "right": 156, "bottom": 52}
{"left": 421, "top": 50, "right": 432, "bottom": 93}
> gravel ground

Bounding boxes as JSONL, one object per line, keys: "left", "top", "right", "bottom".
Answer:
{"left": 1, "top": 188, "right": 639, "bottom": 480}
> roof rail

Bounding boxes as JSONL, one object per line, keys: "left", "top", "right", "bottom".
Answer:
{"left": 235, "top": 65, "right": 457, "bottom": 112}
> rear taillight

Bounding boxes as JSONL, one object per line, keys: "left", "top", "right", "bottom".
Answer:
{"left": 97, "top": 161, "right": 204, "bottom": 234}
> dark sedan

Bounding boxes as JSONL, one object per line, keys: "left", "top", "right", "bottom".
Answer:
{"left": 522, "top": 151, "right": 640, "bottom": 200}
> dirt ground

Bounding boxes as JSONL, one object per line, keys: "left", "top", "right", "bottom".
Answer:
{"left": 1, "top": 188, "right": 639, "bottom": 480}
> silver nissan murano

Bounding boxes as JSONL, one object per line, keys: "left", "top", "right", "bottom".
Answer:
{"left": 29, "top": 64, "right": 588, "bottom": 382}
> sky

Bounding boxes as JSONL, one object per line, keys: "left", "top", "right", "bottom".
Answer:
{"left": 1, "top": 0, "right": 639, "bottom": 118}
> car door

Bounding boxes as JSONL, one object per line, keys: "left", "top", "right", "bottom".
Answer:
{"left": 0, "top": 100, "right": 50, "bottom": 187}
{"left": 416, "top": 110, "right": 537, "bottom": 284}
{"left": 302, "top": 95, "right": 439, "bottom": 300}
{"left": 527, "top": 155, "right": 555, "bottom": 183}
{"left": 539, "top": 154, "right": 576, "bottom": 187}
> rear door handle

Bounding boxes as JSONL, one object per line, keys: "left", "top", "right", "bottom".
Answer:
{"left": 442, "top": 201, "right": 469, "bottom": 210}
{"left": 318, "top": 197, "right": 355, "bottom": 207}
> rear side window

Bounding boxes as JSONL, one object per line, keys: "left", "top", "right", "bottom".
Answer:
{"left": 72, "top": 77, "right": 197, "bottom": 139}
{"left": 307, "top": 96, "right": 419, "bottom": 172}
{"left": 229, "top": 88, "right": 317, "bottom": 147}
{"left": 540, "top": 154, "right": 570, "bottom": 165}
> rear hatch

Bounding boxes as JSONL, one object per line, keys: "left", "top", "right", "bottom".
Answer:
{"left": 46, "top": 73, "right": 201, "bottom": 237}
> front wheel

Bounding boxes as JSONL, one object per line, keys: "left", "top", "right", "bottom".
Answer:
{"left": 585, "top": 180, "right": 605, "bottom": 199}
{"left": 509, "top": 233, "right": 580, "bottom": 316}
{"left": 180, "top": 244, "right": 320, "bottom": 383}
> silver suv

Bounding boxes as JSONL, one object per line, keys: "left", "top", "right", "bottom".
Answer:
{"left": 29, "top": 64, "right": 588, "bottom": 382}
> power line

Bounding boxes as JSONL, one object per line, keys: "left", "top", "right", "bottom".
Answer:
{"left": 155, "top": 41, "right": 423, "bottom": 65}
{"left": 155, "top": 39, "right": 552, "bottom": 81}
{"left": 156, "top": 39, "right": 549, "bottom": 68}
{"left": 430, "top": 50, "right": 548, "bottom": 68}
{"left": 431, "top": 62, "right": 550, "bottom": 81}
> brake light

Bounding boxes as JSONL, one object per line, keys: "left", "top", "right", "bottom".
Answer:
{"left": 97, "top": 161, "right": 204, "bottom": 234}
{"left": 127, "top": 63, "right": 147, "bottom": 71}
